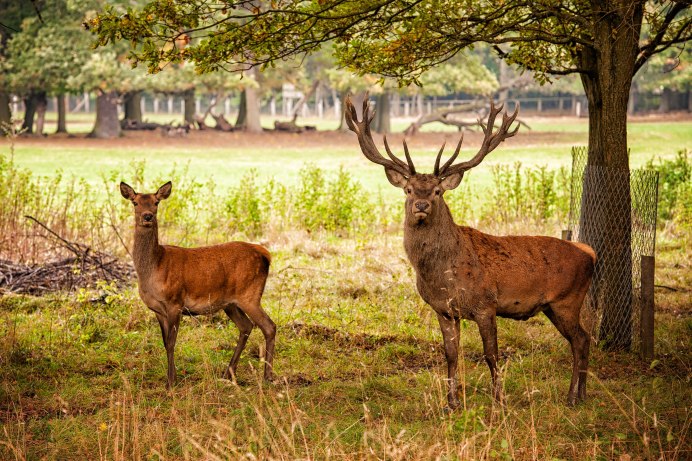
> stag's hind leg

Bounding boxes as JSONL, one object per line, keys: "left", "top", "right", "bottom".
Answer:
{"left": 223, "top": 304, "right": 254, "bottom": 381}
{"left": 544, "top": 305, "right": 590, "bottom": 405}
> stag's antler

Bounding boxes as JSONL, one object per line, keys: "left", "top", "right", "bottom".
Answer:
{"left": 436, "top": 101, "right": 520, "bottom": 178}
{"left": 345, "top": 94, "right": 414, "bottom": 177}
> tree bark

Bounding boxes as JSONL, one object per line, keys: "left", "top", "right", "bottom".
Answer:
{"left": 577, "top": 3, "right": 641, "bottom": 351}
{"left": 56, "top": 94, "right": 68, "bottom": 133}
{"left": 0, "top": 91, "right": 11, "bottom": 129}
{"left": 235, "top": 91, "right": 247, "bottom": 128}
{"left": 123, "top": 91, "right": 143, "bottom": 122}
{"left": 34, "top": 91, "right": 47, "bottom": 136}
{"left": 89, "top": 90, "right": 121, "bottom": 139}
{"left": 373, "top": 91, "right": 391, "bottom": 134}
{"left": 22, "top": 93, "right": 38, "bottom": 134}
{"left": 183, "top": 89, "right": 195, "bottom": 124}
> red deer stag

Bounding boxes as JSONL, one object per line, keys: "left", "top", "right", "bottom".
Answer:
{"left": 345, "top": 97, "right": 595, "bottom": 409}
{"left": 120, "top": 181, "right": 276, "bottom": 388}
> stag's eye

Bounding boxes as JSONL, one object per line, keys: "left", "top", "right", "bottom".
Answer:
{"left": 434, "top": 188, "right": 441, "bottom": 196}
{"left": 154, "top": 201, "right": 160, "bottom": 206}
{"left": 406, "top": 187, "right": 412, "bottom": 194}
{"left": 131, "top": 201, "right": 137, "bottom": 206}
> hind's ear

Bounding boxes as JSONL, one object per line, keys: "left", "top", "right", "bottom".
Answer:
{"left": 156, "top": 181, "right": 172, "bottom": 200}
{"left": 120, "top": 182, "right": 136, "bottom": 200}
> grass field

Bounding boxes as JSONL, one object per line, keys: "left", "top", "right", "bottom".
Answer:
{"left": 1, "top": 115, "right": 690, "bottom": 460}
{"left": 6, "top": 113, "right": 691, "bottom": 196}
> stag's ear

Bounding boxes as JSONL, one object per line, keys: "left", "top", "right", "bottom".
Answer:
{"left": 440, "top": 173, "right": 463, "bottom": 191}
{"left": 384, "top": 168, "right": 408, "bottom": 189}
{"left": 156, "top": 181, "right": 172, "bottom": 200}
{"left": 120, "top": 182, "right": 136, "bottom": 200}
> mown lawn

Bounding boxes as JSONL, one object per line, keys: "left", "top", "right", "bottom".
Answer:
{"left": 6, "top": 116, "right": 691, "bottom": 197}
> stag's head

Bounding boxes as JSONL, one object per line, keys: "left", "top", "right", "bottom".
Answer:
{"left": 345, "top": 96, "right": 519, "bottom": 226}
{"left": 120, "top": 181, "right": 172, "bottom": 228}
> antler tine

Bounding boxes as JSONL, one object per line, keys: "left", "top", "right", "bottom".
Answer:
{"left": 438, "top": 134, "right": 464, "bottom": 176}
{"left": 402, "top": 139, "right": 416, "bottom": 175}
{"left": 344, "top": 94, "right": 411, "bottom": 177}
{"left": 383, "top": 136, "right": 411, "bottom": 171}
{"left": 440, "top": 102, "right": 520, "bottom": 177}
{"left": 433, "top": 141, "right": 447, "bottom": 176}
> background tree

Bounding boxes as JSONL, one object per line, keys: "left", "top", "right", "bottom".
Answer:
{"left": 0, "top": 0, "right": 38, "bottom": 128}
{"left": 91, "top": 1, "right": 691, "bottom": 349}
{"left": 3, "top": 1, "right": 90, "bottom": 135}
{"left": 68, "top": 50, "right": 148, "bottom": 138}
{"left": 635, "top": 47, "right": 692, "bottom": 112}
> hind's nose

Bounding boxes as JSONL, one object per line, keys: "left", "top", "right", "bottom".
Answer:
{"left": 142, "top": 213, "right": 154, "bottom": 222}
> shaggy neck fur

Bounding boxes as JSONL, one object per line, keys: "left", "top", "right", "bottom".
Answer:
{"left": 403, "top": 199, "right": 470, "bottom": 275}
{"left": 132, "top": 224, "right": 163, "bottom": 284}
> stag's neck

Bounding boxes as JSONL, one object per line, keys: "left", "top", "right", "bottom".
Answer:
{"left": 403, "top": 202, "right": 473, "bottom": 271}
{"left": 132, "top": 225, "right": 164, "bottom": 282}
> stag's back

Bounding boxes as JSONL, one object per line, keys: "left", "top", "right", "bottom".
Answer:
{"left": 457, "top": 227, "right": 594, "bottom": 318}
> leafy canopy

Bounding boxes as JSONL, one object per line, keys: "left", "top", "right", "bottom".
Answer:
{"left": 90, "top": 1, "right": 691, "bottom": 85}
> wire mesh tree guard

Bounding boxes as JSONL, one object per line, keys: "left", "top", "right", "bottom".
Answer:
{"left": 567, "top": 147, "right": 659, "bottom": 351}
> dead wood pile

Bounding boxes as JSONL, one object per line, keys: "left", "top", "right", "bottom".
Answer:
{"left": 0, "top": 217, "right": 135, "bottom": 296}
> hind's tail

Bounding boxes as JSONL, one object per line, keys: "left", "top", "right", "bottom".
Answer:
{"left": 573, "top": 242, "right": 597, "bottom": 266}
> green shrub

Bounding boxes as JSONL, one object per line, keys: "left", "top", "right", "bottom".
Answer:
{"left": 645, "top": 149, "right": 691, "bottom": 222}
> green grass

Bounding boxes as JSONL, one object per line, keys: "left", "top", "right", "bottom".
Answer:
{"left": 0, "top": 235, "right": 689, "bottom": 460}
{"left": 6, "top": 115, "right": 691, "bottom": 202}
{"left": 1, "top": 116, "right": 690, "bottom": 459}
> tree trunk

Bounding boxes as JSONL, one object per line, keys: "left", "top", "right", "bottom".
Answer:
{"left": 22, "top": 93, "right": 38, "bottom": 134}
{"left": 123, "top": 91, "right": 143, "bottom": 122}
{"left": 235, "top": 91, "right": 247, "bottom": 128}
{"left": 89, "top": 90, "right": 121, "bottom": 139}
{"left": 0, "top": 91, "right": 11, "bottom": 129}
{"left": 577, "top": 4, "right": 641, "bottom": 351}
{"left": 34, "top": 91, "right": 47, "bottom": 136}
{"left": 183, "top": 89, "right": 195, "bottom": 124}
{"left": 373, "top": 91, "right": 391, "bottom": 134}
{"left": 56, "top": 94, "right": 68, "bottom": 133}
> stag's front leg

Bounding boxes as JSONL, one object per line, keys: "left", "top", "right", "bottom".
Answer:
{"left": 476, "top": 313, "right": 503, "bottom": 403}
{"left": 437, "top": 313, "right": 461, "bottom": 410}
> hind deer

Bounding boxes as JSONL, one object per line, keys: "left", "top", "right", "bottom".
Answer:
{"left": 120, "top": 181, "right": 276, "bottom": 388}
{"left": 345, "top": 97, "right": 595, "bottom": 409}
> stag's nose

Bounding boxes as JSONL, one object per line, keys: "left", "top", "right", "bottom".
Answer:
{"left": 415, "top": 201, "right": 430, "bottom": 212}
{"left": 142, "top": 213, "right": 154, "bottom": 222}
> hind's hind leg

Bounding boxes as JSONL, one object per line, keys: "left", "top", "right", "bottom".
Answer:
{"left": 223, "top": 304, "right": 254, "bottom": 381}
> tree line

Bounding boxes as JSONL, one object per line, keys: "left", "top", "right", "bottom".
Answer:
{"left": 1, "top": 1, "right": 689, "bottom": 142}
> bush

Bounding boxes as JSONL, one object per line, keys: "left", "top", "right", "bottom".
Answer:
{"left": 645, "top": 149, "right": 691, "bottom": 222}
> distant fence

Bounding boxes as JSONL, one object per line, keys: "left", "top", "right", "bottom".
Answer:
{"left": 13, "top": 93, "right": 592, "bottom": 120}
{"left": 567, "top": 147, "right": 659, "bottom": 350}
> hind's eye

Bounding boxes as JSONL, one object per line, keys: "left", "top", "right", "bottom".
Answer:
{"left": 155, "top": 201, "right": 160, "bottom": 206}
{"left": 434, "top": 188, "right": 441, "bottom": 196}
{"left": 131, "top": 201, "right": 137, "bottom": 206}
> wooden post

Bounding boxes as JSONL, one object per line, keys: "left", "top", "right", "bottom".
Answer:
{"left": 561, "top": 230, "right": 572, "bottom": 241}
{"left": 640, "top": 255, "right": 655, "bottom": 361}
